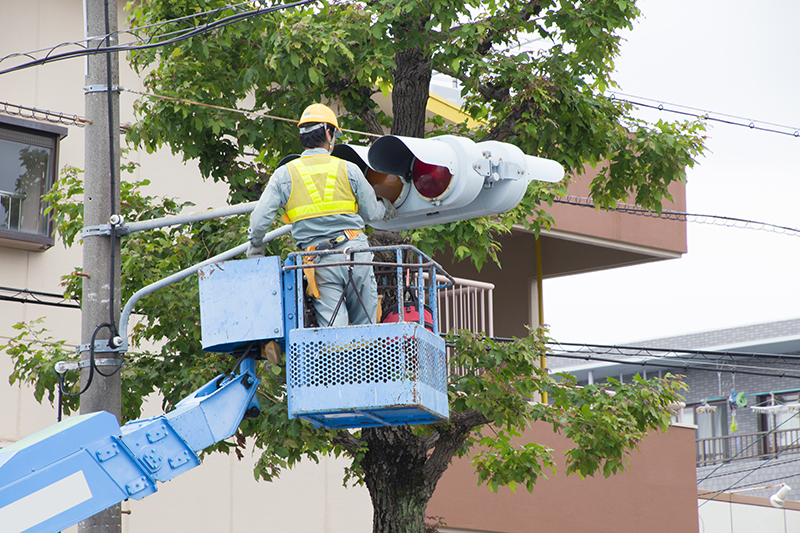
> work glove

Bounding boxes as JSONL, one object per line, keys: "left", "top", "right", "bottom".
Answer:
{"left": 247, "top": 241, "right": 266, "bottom": 258}
{"left": 379, "top": 197, "right": 398, "bottom": 222}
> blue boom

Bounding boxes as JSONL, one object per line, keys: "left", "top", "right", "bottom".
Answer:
{"left": 0, "top": 359, "right": 259, "bottom": 533}
{"left": 0, "top": 247, "right": 451, "bottom": 533}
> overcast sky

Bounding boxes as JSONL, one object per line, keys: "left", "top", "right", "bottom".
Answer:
{"left": 543, "top": 0, "right": 800, "bottom": 345}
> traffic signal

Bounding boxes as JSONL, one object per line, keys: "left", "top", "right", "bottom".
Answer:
{"left": 333, "top": 134, "right": 564, "bottom": 231}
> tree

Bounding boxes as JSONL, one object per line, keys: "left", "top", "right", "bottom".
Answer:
{"left": 6, "top": 1, "right": 702, "bottom": 532}
{"left": 125, "top": 0, "right": 705, "bottom": 267}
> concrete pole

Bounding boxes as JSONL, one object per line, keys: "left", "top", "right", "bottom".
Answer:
{"left": 80, "top": 0, "right": 121, "bottom": 532}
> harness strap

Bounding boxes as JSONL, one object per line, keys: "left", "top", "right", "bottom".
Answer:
{"left": 302, "top": 229, "right": 364, "bottom": 299}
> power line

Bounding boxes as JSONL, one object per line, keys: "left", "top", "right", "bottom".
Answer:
{"left": 607, "top": 91, "right": 800, "bottom": 138}
{"left": 0, "top": 1, "right": 273, "bottom": 73}
{"left": 550, "top": 341, "right": 800, "bottom": 362}
{"left": 712, "top": 471, "right": 800, "bottom": 492}
{"left": 120, "top": 87, "right": 380, "bottom": 139}
{"left": 696, "top": 412, "right": 800, "bottom": 486}
{"left": 546, "top": 344, "right": 800, "bottom": 379}
{"left": 478, "top": 336, "right": 800, "bottom": 379}
{"left": 0, "top": 0, "right": 316, "bottom": 76}
{"left": 699, "top": 456, "right": 800, "bottom": 483}
{"left": 545, "top": 350, "right": 800, "bottom": 380}
{"left": 0, "top": 286, "right": 80, "bottom": 309}
{"left": 553, "top": 195, "right": 800, "bottom": 238}
{"left": 698, "top": 414, "right": 800, "bottom": 506}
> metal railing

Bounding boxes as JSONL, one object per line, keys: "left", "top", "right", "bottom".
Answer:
{"left": 696, "top": 427, "right": 800, "bottom": 466}
{"left": 434, "top": 275, "right": 495, "bottom": 337}
{"left": 0, "top": 189, "right": 25, "bottom": 230}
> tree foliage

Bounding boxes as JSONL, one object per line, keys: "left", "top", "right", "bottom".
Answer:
{"left": 125, "top": 0, "right": 705, "bottom": 267}
{"left": 5, "top": 1, "right": 705, "bottom": 532}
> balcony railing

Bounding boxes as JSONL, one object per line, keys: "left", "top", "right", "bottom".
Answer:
{"left": 436, "top": 275, "right": 494, "bottom": 337}
{"left": 696, "top": 427, "right": 800, "bottom": 466}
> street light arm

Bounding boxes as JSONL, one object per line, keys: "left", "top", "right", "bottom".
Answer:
{"left": 117, "top": 224, "right": 292, "bottom": 351}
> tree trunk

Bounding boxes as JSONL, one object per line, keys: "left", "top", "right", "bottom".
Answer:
{"left": 362, "top": 426, "right": 435, "bottom": 533}
{"left": 360, "top": 419, "right": 480, "bottom": 533}
{"left": 391, "top": 45, "right": 432, "bottom": 138}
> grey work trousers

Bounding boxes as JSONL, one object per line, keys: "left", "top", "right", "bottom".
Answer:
{"left": 311, "top": 232, "right": 377, "bottom": 327}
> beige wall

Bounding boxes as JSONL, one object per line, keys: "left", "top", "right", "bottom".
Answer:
{"left": 427, "top": 423, "right": 699, "bottom": 533}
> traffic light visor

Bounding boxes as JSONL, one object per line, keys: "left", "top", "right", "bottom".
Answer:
{"left": 332, "top": 143, "right": 405, "bottom": 203}
{"left": 368, "top": 135, "right": 456, "bottom": 179}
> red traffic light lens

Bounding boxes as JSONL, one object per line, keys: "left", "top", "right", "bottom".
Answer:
{"left": 412, "top": 160, "right": 452, "bottom": 199}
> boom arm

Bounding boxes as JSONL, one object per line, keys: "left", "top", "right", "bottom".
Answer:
{"left": 0, "top": 358, "right": 259, "bottom": 533}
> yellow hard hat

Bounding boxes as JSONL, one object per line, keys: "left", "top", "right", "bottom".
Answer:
{"left": 298, "top": 103, "right": 342, "bottom": 137}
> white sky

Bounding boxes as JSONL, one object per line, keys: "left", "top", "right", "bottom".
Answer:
{"left": 543, "top": 0, "right": 800, "bottom": 345}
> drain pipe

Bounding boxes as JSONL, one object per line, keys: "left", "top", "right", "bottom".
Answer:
{"left": 535, "top": 236, "right": 547, "bottom": 402}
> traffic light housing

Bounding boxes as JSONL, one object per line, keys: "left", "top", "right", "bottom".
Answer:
{"left": 333, "top": 134, "right": 564, "bottom": 231}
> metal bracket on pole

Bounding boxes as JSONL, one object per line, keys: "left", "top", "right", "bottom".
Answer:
{"left": 84, "top": 84, "right": 121, "bottom": 94}
{"left": 82, "top": 215, "right": 128, "bottom": 238}
{"left": 473, "top": 151, "right": 525, "bottom": 189}
{"left": 82, "top": 224, "right": 131, "bottom": 238}
{"left": 82, "top": 224, "right": 115, "bottom": 238}
{"left": 76, "top": 339, "right": 128, "bottom": 355}
{"left": 56, "top": 358, "right": 124, "bottom": 373}
{"left": 479, "top": 160, "right": 526, "bottom": 189}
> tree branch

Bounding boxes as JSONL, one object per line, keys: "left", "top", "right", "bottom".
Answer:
{"left": 451, "top": 408, "right": 490, "bottom": 430}
{"left": 422, "top": 432, "right": 440, "bottom": 451}
{"left": 354, "top": 103, "right": 385, "bottom": 136}
{"left": 331, "top": 429, "right": 365, "bottom": 455}
{"left": 417, "top": 409, "right": 489, "bottom": 500}
{"left": 434, "top": 64, "right": 509, "bottom": 103}
{"left": 478, "top": 98, "right": 540, "bottom": 143}
{"left": 443, "top": 1, "right": 544, "bottom": 55}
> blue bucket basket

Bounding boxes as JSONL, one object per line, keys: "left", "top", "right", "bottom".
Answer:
{"left": 285, "top": 245, "right": 453, "bottom": 429}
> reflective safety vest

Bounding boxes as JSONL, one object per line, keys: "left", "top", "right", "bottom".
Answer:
{"left": 284, "top": 155, "right": 357, "bottom": 222}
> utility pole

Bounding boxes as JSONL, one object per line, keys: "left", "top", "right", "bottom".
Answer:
{"left": 81, "top": 0, "right": 121, "bottom": 532}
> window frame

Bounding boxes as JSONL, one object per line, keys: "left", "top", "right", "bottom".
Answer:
{"left": 0, "top": 114, "right": 67, "bottom": 251}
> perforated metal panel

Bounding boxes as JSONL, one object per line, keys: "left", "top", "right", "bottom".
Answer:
{"left": 287, "top": 322, "right": 448, "bottom": 429}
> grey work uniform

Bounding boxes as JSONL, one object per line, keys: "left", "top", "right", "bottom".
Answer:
{"left": 248, "top": 148, "right": 388, "bottom": 327}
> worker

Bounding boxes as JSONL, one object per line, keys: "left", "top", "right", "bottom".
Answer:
{"left": 247, "top": 103, "right": 397, "bottom": 327}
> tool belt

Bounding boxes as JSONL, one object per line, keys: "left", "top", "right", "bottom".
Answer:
{"left": 303, "top": 229, "right": 363, "bottom": 298}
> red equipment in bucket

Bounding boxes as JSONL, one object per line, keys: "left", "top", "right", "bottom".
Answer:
{"left": 381, "top": 288, "right": 434, "bottom": 331}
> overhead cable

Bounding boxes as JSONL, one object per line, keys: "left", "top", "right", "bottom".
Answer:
{"left": 544, "top": 350, "right": 800, "bottom": 380}
{"left": 554, "top": 195, "right": 800, "bottom": 238}
{"left": 0, "top": 286, "right": 80, "bottom": 309}
{"left": 695, "top": 411, "right": 800, "bottom": 486}
{"left": 120, "top": 87, "right": 379, "bottom": 139}
{"left": 0, "top": 0, "right": 317, "bottom": 76}
{"left": 698, "top": 416, "right": 800, "bottom": 506}
{"left": 700, "top": 456, "right": 800, "bottom": 483}
{"left": 607, "top": 91, "right": 800, "bottom": 138}
{"left": 549, "top": 341, "right": 800, "bottom": 365}
{"left": 466, "top": 336, "right": 800, "bottom": 380}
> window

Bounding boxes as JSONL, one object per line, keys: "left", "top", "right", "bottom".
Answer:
{"left": 0, "top": 115, "right": 67, "bottom": 250}
{"left": 758, "top": 392, "right": 800, "bottom": 452}
{"left": 694, "top": 400, "right": 730, "bottom": 465}
{"left": 694, "top": 402, "right": 728, "bottom": 440}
